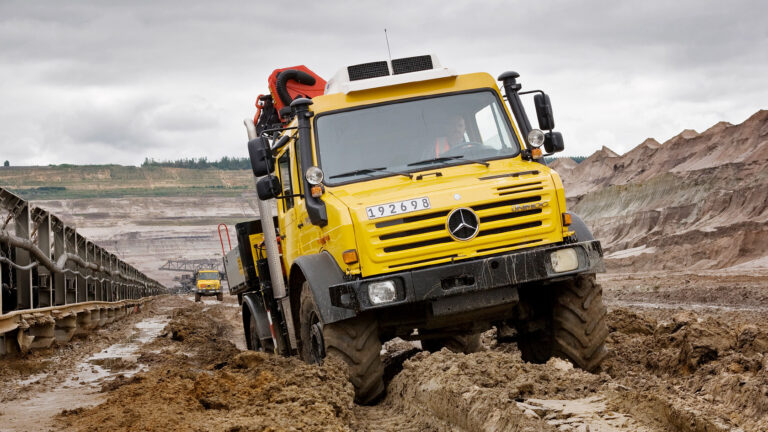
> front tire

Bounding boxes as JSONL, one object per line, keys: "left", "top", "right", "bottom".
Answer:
{"left": 194, "top": 293, "right": 200, "bottom": 302}
{"left": 217, "top": 292, "right": 223, "bottom": 301}
{"left": 552, "top": 274, "right": 608, "bottom": 371}
{"left": 299, "top": 282, "right": 385, "bottom": 404}
{"left": 516, "top": 274, "right": 608, "bottom": 372}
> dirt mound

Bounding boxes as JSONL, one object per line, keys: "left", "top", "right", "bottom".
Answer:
{"left": 605, "top": 307, "right": 768, "bottom": 431}
{"left": 563, "top": 109, "right": 768, "bottom": 271}
{"left": 59, "top": 300, "right": 356, "bottom": 432}
{"left": 549, "top": 157, "right": 578, "bottom": 174}
{"left": 379, "top": 349, "right": 608, "bottom": 431}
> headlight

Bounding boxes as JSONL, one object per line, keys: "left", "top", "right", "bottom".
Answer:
{"left": 527, "top": 129, "right": 545, "bottom": 148}
{"left": 368, "top": 280, "right": 396, "bottom": 304}
{"left": 551, "top": 248, "right": 578, "bottom": 272}
{"left": 305, "top": 166, "right": 324, "bottom": 185}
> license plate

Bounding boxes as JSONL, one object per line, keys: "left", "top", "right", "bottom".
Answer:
{"left": 366, "top": 197, "right": 431, "bottom": 219}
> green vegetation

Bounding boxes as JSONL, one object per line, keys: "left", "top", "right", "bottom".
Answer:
{"left": 3, "top": 160, "right": 8, "bottom": 167}
{"left": 0, "top": 164, "right": 253, "bottom": 200}
{"left": 142, "top": 156, "right": 250, "bottom": 170}
{"left": 544, "top": 156, "right": 587, "bottom": 164}
{"left": 9, "top": 185, "right": 250, "bottom": 200}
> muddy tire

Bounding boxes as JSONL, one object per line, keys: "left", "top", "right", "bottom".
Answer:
{"left": 217, "top": 293, "right": 223, "bottom": 301}
{"left": 517, "top": 274, "right": 608, "bottom": 372}
{"left": 194, "top": 293, "right": 200, "bottom": 302}
{"left": 552, "top": 274, "right": 608, "bottom": 371}
{"left": 299, "top": 282, "right": 385, "bottom": 405}
{"left": 421, "top": 333, "right": 482, "bottom": 354}
{"left": 247, "top": 313, "right": 262, "bottom": 351}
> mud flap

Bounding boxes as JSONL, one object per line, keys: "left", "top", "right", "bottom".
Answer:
{"left": 242, "top": 293, "right": 273, "bottom": 349}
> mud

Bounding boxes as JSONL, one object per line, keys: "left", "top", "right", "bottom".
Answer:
{"left": 1, "top": 274, "right": 766, "bottom": 431}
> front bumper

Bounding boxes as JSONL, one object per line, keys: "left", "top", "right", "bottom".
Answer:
{"left": 329, "top": 240, "right": 604, "bottom": 315}
{"left": 196, "top": 289, "right": 222, "bottom": 296}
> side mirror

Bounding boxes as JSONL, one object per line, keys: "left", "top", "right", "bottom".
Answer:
{"left": 256, "top": 175, "right": 281, "bottom": 200}
{"left": 544, "top": 132, "right": 564, "bottom": 153}
{"left": 534, "top": 93, "right": 555, "bottom": 131}
{"left": 248, "top": 137, "right": 274, "bottom": 177}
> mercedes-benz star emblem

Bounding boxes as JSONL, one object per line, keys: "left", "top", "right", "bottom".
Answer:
{"left": 446, "top": 208, "right": 480, "bottom": 241}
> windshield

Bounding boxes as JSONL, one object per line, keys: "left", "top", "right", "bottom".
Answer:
{"left": 315, "top": 90, "right": 519, "bottom": 184}
{"left": 197, "top": 271, "right": 220, "bottom": 281}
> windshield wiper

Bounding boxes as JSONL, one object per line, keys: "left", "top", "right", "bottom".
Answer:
{"left": 329, "top": 167, "right": 412, "bottom": 180}
{"left": 407, "top": 156, "right": 463, "bottom": 167}
{"left": 407, "top": 155, "right": 489, "bottom": 168}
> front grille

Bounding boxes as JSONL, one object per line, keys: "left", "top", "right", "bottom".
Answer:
{"left": 496, "top": 181, "right": 543, "bottom": 196}
{"left": 348, "top": 61, "right": 390, "bottom": 81}
{"left": 363, "top": 175, "right": 557, "bottom": 272}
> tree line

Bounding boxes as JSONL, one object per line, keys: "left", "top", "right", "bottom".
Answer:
{"left": 141, "top": 156, "right": 250, "bottom": 170}
{"left": 543, "top": 156, "right": 587, "bottom": 164}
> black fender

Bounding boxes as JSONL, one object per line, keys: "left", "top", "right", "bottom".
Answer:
{"left": 241, "top": 292, "right": 272, "bottom": 350}
{"left": 567, "top": 213, "right": 595, "bottom": 241}
{"left": 289, "top": 252, "right": 355, "bottom": 325}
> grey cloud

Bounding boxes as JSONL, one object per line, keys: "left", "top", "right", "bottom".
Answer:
{"left": 0, "top": 0, "right": 766, "bottom": 165}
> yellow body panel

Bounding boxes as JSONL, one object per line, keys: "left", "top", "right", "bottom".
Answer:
{"left": 267, "top": 71, "right": 568, "bottom": 279}
{"left": 196, "top": 270, "right": 221, "bottom": 290}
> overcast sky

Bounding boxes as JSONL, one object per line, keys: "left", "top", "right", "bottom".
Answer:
{"left": 1, "top": 1, "right": 766, "bottom": 166}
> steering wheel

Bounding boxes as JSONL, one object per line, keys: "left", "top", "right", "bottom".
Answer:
{"left": 443, "top": 141, "right": 484, "bottom": 156}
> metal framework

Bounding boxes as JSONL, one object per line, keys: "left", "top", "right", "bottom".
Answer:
{"left": 159, "top": 259, "right": 223, "bottom": 273}
{"left": 0, "top": 187, "right": 166, "bottom": 354}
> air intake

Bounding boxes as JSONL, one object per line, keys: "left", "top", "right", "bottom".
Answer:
{"left": 347, "top": 61, "right": 390, "bottom": 81}
{"left": 325, "top": 54, "right": 456, "bottom": 94}
{"left": 392, "top": 55, "right": 434, "bottom": 75}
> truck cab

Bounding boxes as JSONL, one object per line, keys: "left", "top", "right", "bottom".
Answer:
{"left": 194, "top": 270, "right": 223, "bottom": 302}
{"left": 229, "top": 55, "right": 607, "bottom": 404}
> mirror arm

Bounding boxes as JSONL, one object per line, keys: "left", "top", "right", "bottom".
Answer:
{"left": 292, "top": 98, "right": 328, "bottom": 227}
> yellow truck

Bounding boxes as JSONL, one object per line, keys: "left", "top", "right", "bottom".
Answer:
{"left": 194, "top": 269, "right": 223, "bottom": 302}
{"left": 223, "top": 55, "right": 607, "bottom": 404}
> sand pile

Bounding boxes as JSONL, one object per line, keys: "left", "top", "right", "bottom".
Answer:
{"left": 59, "top": 300, "right": 356, "bottom": 432}
{"left": 561, "top": 110, "right": 768, "bottom": 271}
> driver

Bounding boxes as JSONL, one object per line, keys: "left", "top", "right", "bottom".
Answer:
{"left": 433, "top": 114, "right": 467, "bottom": 157}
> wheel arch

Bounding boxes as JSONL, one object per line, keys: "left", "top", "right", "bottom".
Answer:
{"left": 567, "top": 213, "right": 595, "bottom": 241}
{"left": 288, "top": 252, "right": 355, "bottom": 327}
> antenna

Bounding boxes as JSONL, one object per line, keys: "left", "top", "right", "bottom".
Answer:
{"left": 384, "top": 28, "right": 392, "bottom": 62}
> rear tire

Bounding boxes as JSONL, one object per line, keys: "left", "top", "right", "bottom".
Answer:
{"left": 299, "top": 282, "right": 385, "bottom": 404}
{"left": 516, "top": 274, "right": 608, "bottom": 372}
{"left": 247, "top": 312, "right": 279, "bottom": 353}
{"left": 421, "top": 333, "right": 482, "bottom": 354}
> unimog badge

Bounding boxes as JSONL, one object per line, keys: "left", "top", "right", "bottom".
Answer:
{"left": 511, "top": 201, "right": 548, "bottom": 213}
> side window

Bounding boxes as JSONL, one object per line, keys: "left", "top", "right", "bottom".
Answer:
{"left": 277, "top": 150, "right": 294, "bottom": 210}
{"left": 294, "top": 137, "right": 303, "bottom": 195}
{"left": 474, "top": 103, "right": 512, "bottom": 150}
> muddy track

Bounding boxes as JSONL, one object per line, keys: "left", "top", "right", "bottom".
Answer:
{"left": 0, "top": 273, "right": 766, "bottom": 431}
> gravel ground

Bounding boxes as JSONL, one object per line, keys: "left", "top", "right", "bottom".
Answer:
{"left": 0, "top": 272, "right": 766, "bottom": 431}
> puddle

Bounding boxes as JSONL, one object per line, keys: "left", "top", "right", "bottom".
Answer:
{"left": 517, "top": 396, "right": 651, "bottom": 432}
{"left": 0, "top": 315, "right": 170, "bottom": 431}
{"left": 63, "top": 316, "right": 169, "bottom": 387}
{"left": 17, "top": 373, "right": 47, "bottom": 387}
{"left": 608, "top": 300, "right": 768, "bottom": 313}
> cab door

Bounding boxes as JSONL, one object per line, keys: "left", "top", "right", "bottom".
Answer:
{"left": 291, "top": 137, "right": 323, "bottom": 257}
{"left": 275, "top": 146, "right": 300, "bottom": 269}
